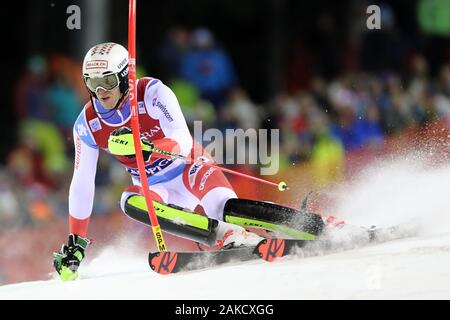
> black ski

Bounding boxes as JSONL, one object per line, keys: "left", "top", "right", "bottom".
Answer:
{"left": 254, "top": 238, "right": 318, "bottom": 261}
{"left": 148, "top": 239, "right": 313, "bottom": 274}
{"left": 148, "top": 222, "right": 417, "bottom": 275}
{"left": 148, "top": 246, "right": 257, "bottom": 274}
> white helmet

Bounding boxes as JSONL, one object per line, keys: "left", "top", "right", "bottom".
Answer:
{"left": 82, "top": 42, "right": 129, "bottom": 99}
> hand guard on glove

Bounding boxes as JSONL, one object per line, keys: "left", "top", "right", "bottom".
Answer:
{"left": 108, "top": 126, "right": 154, "bottom": 161}
{"left": 53, "top": 234, "right": 90, "bottom": 281}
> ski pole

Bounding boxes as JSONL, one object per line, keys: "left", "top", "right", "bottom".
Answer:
{"left": 128, "top": 0, "right": 167, "bottom": 251}
{"left": 150, "top": 147, "right": 289, "bottom": 192}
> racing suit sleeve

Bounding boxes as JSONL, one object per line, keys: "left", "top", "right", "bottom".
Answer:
{"left": 144, "top": 80, "right": 193, "bottom": 158}
{"left": 68, "top": 127, "right": 99, "bottom": 237}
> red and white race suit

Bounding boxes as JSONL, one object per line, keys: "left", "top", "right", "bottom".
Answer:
{"left": 69, "top": 77, "right": 236, "bottom": 236}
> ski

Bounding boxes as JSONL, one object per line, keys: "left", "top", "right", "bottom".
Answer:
{"left": 148, "top": 246, "right": 257, "bottom": 274}
{"left": 148, "top": 222, "right": 417, "bottom": 275}
{"left": 254, "top": 238, "right": 317, "bottom": 261}
{"left": 148, "top": 239, "right": 313, "bottom": 274}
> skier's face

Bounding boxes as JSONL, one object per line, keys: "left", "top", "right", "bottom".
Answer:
{"left": 97, "top": 87, "right": 121, "bottom": 109}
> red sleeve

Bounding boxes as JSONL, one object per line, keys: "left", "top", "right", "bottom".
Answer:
{"left": 151, "top": 137, "right": 180, "bottom": 160}
{"left": 69, "top": 215, "right": 90, "bottom": 237}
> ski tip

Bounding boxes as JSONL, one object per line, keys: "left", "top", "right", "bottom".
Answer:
{"left": 148, "top": 251, "right": 178, "bottom": 275}
{"left": 255, "top": 239, "right": 286, "bottom": 262}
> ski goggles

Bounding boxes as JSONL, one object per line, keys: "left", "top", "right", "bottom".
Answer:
{"left": 85, "top": 73, "right": 120, "bottom": 93}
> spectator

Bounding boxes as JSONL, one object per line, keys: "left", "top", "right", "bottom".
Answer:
{"left": 12, "top": 120, "right": 70, "bottom": 187}
{"left": 346, "top": 104, "right": 385, "bottom": 150}
{"left": 14, "top": 55, "right": 51, "bottom": 121}
{"left": 169, "top": 78, "right": 216, "bottom": 131}
{"left": 0, "top": 170, "right": 23, "bottom": 227}
{"left": 310, "top": 114, "right": 345, "bottom": 188}
{"left": 221, "top": 87, "right": 261, "bottom": 130}
{"left": 158, "top": 27, "right": 191, "bottom": 81}
{"left": 47, "top": 73, "right": 82, "bottom": 136}
{"left": 435, "top": 64, "right": 450, "bottom": 120}
{"left": 180, "top": 28, "right": 237, "bottom": 109}
{"left": 382, "top": 75, "right": 413, "bottom": 134}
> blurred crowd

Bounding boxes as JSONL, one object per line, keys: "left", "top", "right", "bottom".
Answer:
{"left": 1, "top": 25, "right": 449, "bottom": 232}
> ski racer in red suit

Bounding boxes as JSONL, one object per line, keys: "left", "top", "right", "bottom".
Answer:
{"left": 53, "top": 42, "right": 261, "bottom": 280}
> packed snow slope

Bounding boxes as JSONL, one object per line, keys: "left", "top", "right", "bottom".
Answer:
{"left": 1, "top": 154, "right": 450, "bottom": 299}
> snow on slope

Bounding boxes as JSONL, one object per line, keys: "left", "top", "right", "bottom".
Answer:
{"left": 1, "top": 153, "right": 450, "bottom": 299}
{"left": 1, "top": 232, "right": 449, "bottom": 300}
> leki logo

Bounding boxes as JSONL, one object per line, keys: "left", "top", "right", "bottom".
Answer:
{"left": 111, "top": 138, "right": 128, "bottom": 145}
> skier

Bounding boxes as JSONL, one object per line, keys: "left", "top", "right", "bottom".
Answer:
{"left": 53, "top": 42, "right": 263, "bottom": 280}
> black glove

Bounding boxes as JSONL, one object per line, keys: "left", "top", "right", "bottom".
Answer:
{"left": 53, "top": 234, "right": 90, "bottom": 281}
{"left": 110, "top": 126, "right": 132, "bottom": 137}
{"left": 140, "top": 136, "right": 154, "bottom": 161}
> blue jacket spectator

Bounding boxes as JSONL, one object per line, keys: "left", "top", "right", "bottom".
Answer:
{"left": 180, "top": 28, "right": 237, "bottom": 109}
